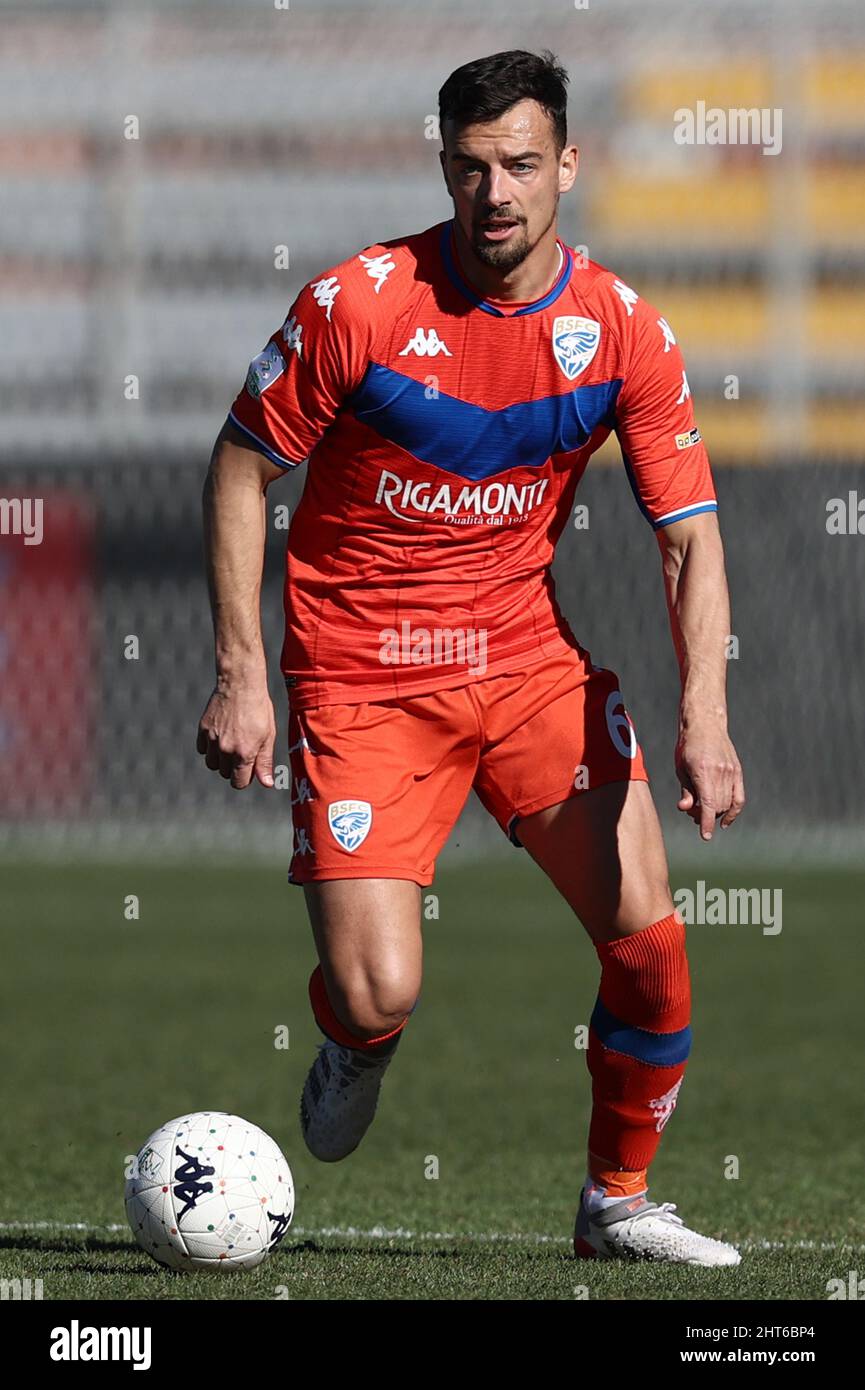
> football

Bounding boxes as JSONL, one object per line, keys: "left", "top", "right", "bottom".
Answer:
{"left": 125, "top": 1111, "right": 294, "bottom": 1271}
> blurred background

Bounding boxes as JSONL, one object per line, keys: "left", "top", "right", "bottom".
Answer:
{"left": 1, "top": 0, "right": 863, "bottom": 866}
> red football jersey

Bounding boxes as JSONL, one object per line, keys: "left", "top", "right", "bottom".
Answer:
{"left": 228, "top": 219, "right": 717, "bottom": 708}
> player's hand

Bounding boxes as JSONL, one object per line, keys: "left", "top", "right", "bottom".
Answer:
{"left": 196, "top": 681, "right": 276, "bottom": 790}
{"left": 675, "top": 721, "right": 745, "bottom": 840}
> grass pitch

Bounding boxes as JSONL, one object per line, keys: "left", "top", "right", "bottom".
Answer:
{"left": 1, "top": 857, "right": 863, "bottom": 1300}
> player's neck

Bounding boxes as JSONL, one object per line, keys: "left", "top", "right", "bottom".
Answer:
{"left": 450, "top": 220, "right": 563, "bottom": 304}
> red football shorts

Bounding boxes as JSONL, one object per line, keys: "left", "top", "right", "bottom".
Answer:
{"left": 287, "top": 645, "right": 648, "bottom": 886}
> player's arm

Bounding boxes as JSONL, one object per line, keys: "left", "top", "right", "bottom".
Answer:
{"left": 197, "top": 266, "right": 374, "bottom": 788}
{"left": 197, "top": 418, "right": 284, "bottom": 790}
{"left": 655, "top": 511, "right": 745, "bottom": 839}
{"left": 612, "top": 282, "right": 744, "bottom": 839}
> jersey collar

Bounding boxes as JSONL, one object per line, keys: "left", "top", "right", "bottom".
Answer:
{"left": 439, "top": 218, "right": 572, "bottom": 317}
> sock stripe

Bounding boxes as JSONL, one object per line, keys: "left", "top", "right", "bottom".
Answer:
{"left": 590, "top": 997, "right": 692, "bottom": 1066}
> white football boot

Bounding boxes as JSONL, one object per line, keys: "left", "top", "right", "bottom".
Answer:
{"left": 300, "top": 1035, "right": 399, "bottom": 1162}
{"left": 574, "top": 1189, "right": 741, "bottom": 1266}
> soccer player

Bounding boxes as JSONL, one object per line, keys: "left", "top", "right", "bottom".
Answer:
{"left": 197, "top": 49, "right": 746, "bottom": 1265}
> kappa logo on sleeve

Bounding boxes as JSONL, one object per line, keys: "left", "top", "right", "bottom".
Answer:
{"left": 675, "top": 427, "right": 702, "bottom": 450}
{"left": 245, "top": 342, "right": 286, "bottom": 399}
{"left": 358, "top": 251, "right": 396, "bottom": 293}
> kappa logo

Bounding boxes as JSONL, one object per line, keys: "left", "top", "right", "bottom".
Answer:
{"left": 245, "top": 342, "right": 285, "bottom": 399}
{"left": 648, "top": 1078, "right": 683, "bottom": 1132}
{"left": 657, "top": 316, "right": 676, "bottom": 352}
{"left": 398, "top": 327, "right": 452, "bottom": 357}
{"left": 172, "top": 1147, "right": 215, "bottom": 1221}
{"left": 552, "top": 316, "right": 601, "bottom": 380}
{"left": 267, "top": 1209, "right": 293, "bottom": 1246}
{"left": 281, "top": 314, "right": 303, "bottom": 356}
{"left": 359, "top": 251, "right": 396, "bottom": 293}
{"left": 328, "top": 799, "right": 373, "bottom": 852}
{"left": 291, "top": 776, "right": 315, "bottom": 806}
{"left": 294, "top": 828, "right": 314, "bottom": 857}
{"left": 612, "top": 278, "right": 639, "bottom": 316}
{"left": 310, "top": 274, "right": 341, "bottom": 322}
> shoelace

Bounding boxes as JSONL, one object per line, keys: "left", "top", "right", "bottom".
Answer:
{"left": 630, "top": 1201, "right": 684, "bottom": 1228}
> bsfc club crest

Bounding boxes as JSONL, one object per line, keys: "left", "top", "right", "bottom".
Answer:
{"left": 552, "top": 315, "right": 602, "bottom": 381}
{"left": 328, "top": 799, "right": 373, "bottom": 852}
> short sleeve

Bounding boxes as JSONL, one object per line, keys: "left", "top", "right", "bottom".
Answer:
{"left": 227, "top": 270, "right": 372, "bottom": 469}
{"left": 613, "top": 291, "right": 717, "bottom": 530}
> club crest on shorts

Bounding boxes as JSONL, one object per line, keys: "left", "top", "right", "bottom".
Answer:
{"left": 328, "top": 799, "right": 372, "bottom": 852}
{"left": 552, "top": 315, "right": 601, "bottom": 380}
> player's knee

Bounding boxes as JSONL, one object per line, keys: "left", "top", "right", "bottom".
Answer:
{"left": 331, "top": 970, "right": 418, "bottom": 1041}
{"left": 597, "top": 912, "right": 691, "bottom": 1028}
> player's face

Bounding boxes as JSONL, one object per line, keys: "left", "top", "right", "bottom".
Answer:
{"left": 440, "top": 99, "right": 577, "bottom": 273}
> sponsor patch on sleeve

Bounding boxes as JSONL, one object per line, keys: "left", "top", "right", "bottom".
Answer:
{"left": 675, "top": 427, "right": 702, "bottom": 450}
{"left": 245, "top": 341, "right": 286, "bottom": 400}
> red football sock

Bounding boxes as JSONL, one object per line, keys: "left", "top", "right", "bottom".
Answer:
{"left": 586, "top": 912, "right": 691, "bottom": 1174}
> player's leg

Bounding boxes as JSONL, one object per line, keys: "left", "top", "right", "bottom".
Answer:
{"left": 473, "top": 651, "right": 739, "bottom": 1264}
{"left": 288, "top": 687, "right": 479, "bottom": 1161}
{"left": 304, "top": 877, "right": 422, "bottom": 1044}
{"left": 520, "top": 787, "right": 736, "bottom": 1263}
{"left": 300, "top": 878, "right": 422, "bottom": 1162}
{"left": 515, "top": 779, "right": 688, "bottom": 1208}
{"left": 515, "top": 777, "right": 673, "bottom": 943}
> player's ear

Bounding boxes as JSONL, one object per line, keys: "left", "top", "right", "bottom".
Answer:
{"left": 558, "top": 143, "right": 579, "bottom": 194}
{"left": 439, "top": 148, "right": 453, "bottom": 198}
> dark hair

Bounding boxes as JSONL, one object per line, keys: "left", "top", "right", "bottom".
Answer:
{"left": 438, "top": 49, "right": 569, "bottom": 156}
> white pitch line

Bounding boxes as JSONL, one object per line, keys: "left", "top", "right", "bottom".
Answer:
{"left": 0, "top": 1220, "right": 862, "bottom": 1252}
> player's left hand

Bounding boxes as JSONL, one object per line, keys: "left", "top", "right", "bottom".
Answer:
{"left": 675, "top": 721, "right": 745, "bottom": 840}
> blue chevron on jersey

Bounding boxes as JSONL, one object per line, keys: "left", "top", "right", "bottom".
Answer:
{"left": 348, "top": 364, "right": 622, "bottom": 479}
